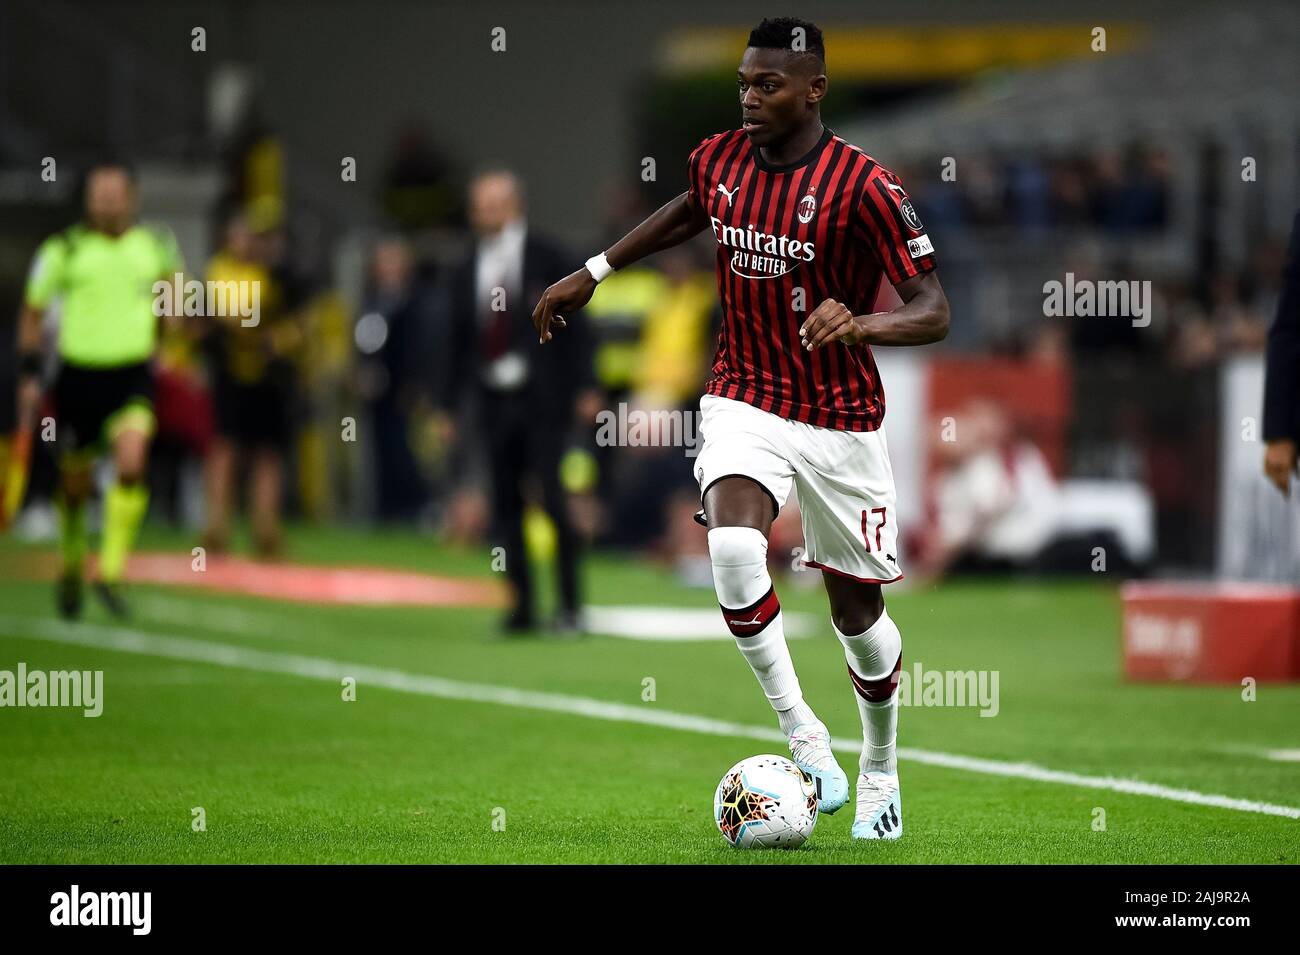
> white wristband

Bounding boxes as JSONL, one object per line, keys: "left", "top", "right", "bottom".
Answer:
{"left": 585, "top": 252, "right": 614, "bottom": 283}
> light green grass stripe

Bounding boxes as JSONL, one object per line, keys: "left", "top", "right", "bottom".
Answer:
{"left": 4, "top": 613, "right": 1299, "bottom": 821}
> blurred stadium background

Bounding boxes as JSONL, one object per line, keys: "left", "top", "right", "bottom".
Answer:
{"left": 1, "top": 0, "right": 1298, "bottom": 863}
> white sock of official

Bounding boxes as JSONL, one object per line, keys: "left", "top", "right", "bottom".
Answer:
{"left": 834, "top": 611, "right": 902, "bottom": 775}
{"left": 707, "top": 526, "right": 813, "bottom": 735}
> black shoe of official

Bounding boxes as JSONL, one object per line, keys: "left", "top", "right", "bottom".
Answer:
{"left": 93, "top": 581, "right": 130, "bottom": 619}
{"left": 500, "top": 608, "right": 536, "bottom": 635}
{"left": 57, "top": 572, "right": 84, "bottom": 620}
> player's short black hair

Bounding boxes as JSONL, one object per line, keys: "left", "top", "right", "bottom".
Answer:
{"left": 747, "top": 17, "right": 825, "bottom": 70}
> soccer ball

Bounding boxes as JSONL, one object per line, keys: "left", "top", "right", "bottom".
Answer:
{"left": 713, "top": 754, "right": 818, "bottom": 849}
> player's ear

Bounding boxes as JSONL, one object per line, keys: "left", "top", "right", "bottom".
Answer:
{"left": 806, "top": 73, "right": 827, "bottom": 105}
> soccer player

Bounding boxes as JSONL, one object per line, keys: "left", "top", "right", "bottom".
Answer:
{"left": 14, "top": 162, "right": 183, "bottom": 618}
{"left": 532, "top": 18, "right": 949, "bottom": 840}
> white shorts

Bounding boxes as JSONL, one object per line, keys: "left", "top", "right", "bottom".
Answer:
{"left": 693, "top": 393, "right": 902, "bottom": 584}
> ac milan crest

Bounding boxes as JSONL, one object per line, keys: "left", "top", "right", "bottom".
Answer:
{"left": 797, "top": 191, "right": 817, "bottom": 224}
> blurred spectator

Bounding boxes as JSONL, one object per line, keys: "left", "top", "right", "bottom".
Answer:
{"left": 381, "top": 123, "right": 462, "bottom": 232}
{"left": 922, "top": 400, "right": 1059, "bottom": 575}
{"left": 1088, "top": 149, "right": 1129, "bottom": 230}
{"left": 920, "top": 141, "right": 1171, "bottom": 235}
{"left": 630, "top": 246, "right": 716, "bottom": 408}
{"left": 355, "top": 236, "right": 436, "bottom": 521}
{"left": 202, "top": 210, "right": 304, "bottom": 556}
{"left": 1119, "top": 145, "right": 1170, "bottom": 231}
{"left": 441, "top": 169, "right": 598, "bottom": 634}
{"left": 1209, "top": 270, "right": 1268, "bottom": 354}
{"left": 1005, "top": 155, "right": 1051, "bottom": 230}
{"left": 605, "top": 246, "right": 715, "bottom": 551}
{"left": 1050, "top": 159, "right": 1093, "bottom": 228}
{"left": 216, "top": 100, "right": 285, "bottom": 238}
{"left": 1167, "top": 306, "right": 1220, "bottom": 369}
{"left": 152, "top": 284, "right": 215, "bottom": 526}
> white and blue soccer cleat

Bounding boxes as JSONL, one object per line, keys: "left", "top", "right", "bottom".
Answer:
{"left": 851, "top": 770, "right": 902, "bottom": 840}
{"left": 787, "top": 721, "right": 849, "bottom": 814}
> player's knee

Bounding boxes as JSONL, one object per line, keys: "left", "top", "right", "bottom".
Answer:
{"left": 831, "top": 601, "right": 884, "bottom": 638}
{"left": 832, "top": 611, "right": 867, "bottom": 636}
{"left": 708, "top": 525, "right": 768, "bottom": 568}
{"left": 112, "top": 433, "right": 149, "bottom": 484}
{"left": 708, "top": 526, "right": 771, "bottom": 610}
{"left": 114, "top": 455, "right": 146, "bottom": 485}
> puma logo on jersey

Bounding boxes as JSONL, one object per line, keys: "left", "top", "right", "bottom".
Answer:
{"left": 716, "top": 182, "right": 739, "bottom": 208}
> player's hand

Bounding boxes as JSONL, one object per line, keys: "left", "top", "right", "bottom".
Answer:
{"left": 532, "top": 268, "right": 597, "bottom": 344}
{"left": 1264, "top": 438, "right": 1298, "bottom": 497}
{"left": 800, "top": 298, "right": 867, "bottom": 350}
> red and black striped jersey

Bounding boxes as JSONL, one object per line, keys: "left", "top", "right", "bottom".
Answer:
{"left": 685, "top": 125, "right": 937, "bottom": 431}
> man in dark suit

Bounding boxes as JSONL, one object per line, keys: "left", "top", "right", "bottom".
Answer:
{"left": 358, "top": 235, "right": 434, "bottom": 522}
{"left": 1264, "top": 211, "right": 1300, "bottom": 497}
{"left": 443, "top": 169, "right": 597, "bottom": 633}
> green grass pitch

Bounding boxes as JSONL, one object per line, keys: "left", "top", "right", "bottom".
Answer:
{"left": 0, "top": 525, "right": 1297, "bottom": 863}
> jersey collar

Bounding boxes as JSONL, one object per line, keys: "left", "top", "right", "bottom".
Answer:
{"left": 751, "top": 124, "right": 833, "bottom": 174}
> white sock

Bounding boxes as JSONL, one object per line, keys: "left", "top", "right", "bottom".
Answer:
{"left": 834, "top": 611, "right": 902, "bottom": 775}
{"left": 708, "top": 526, "right": 812, "bottom": 731}
{"left": 778, "top": 701, "right": 817, "bottom": 736}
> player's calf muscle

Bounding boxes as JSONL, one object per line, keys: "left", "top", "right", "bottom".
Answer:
{"left": 824, "top": 578, "right": 885, "bottom": 635}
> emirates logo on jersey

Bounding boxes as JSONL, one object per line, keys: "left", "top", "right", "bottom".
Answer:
{"left": 708, "top": 216, "right": 816, "bottom": 280}
{"left": 797, "top": 192, "right": 817, "bottom": 224}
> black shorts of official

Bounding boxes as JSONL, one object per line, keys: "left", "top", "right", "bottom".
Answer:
{"left": 213, "top": 377, "right": 294, "bottom": 449}
{"left": 53, "top": 360, "right": 155, "bottom": 454}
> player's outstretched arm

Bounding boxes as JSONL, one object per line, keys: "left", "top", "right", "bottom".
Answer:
{"left": 531, "top": 191, "right": 708, "bottom": 343}
{"left": 800, "top": 272, "right": 950, "bottom": 351}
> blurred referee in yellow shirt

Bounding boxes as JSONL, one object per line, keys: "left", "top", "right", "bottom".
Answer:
{"left": 14, "top": 162, "right": 183, "bottom": 618}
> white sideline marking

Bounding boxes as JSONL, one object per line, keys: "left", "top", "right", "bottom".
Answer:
{"left": 133, "top": 594, "right": 311, "bottom": 641}
{"left": 1219, "top": 745, "right": 1300, "bottom": 763}
{"left": 1259, "top": 749, "right": 1300, "bottom": 763}
{"left": 3, "top": 614, "right": 1298, "bottom": 821}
